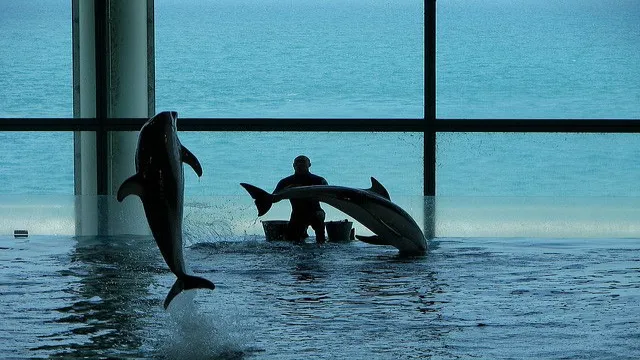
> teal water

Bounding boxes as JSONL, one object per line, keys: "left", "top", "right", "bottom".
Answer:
{"left": 1, "top": 235, "right": 640, "bottom": 359}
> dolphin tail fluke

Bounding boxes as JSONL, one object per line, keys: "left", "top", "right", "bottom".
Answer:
{"left": 164, "top": 275, "right": 216, "bottom": 309}
{"left": 239, "top": 183, "right": 275, "bottom": 216}
{"left": 355, "top": 234, "right": 390, "bottom": 246}
{"left": 183, "top": 274, "right": 216, "bottom": 291}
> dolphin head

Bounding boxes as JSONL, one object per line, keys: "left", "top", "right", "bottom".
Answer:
{"left": 162, "top": 111, "right": 178, "bottom": 129}
{"left": 153, "top": 110, "right": 177, "bottom": 125}
{"left": 140, "top": 111, "right": 178, "bottom": 136}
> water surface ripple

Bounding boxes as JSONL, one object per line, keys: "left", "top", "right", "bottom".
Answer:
{"left": 1, "top": 236, "right": 639, "bottom": 359}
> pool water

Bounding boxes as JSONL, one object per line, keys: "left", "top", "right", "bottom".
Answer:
{"left": 1, "top": 235, "right": 639, "bottom": 359}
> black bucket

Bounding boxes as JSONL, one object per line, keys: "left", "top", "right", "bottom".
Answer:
{"left": 261, "top": 220, "right": 289, "bottom": 241}
{"left": 325, "top": 220, "right": 354, "bottom": 242}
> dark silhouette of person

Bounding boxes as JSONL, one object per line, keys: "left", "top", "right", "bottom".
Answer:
{"left": 274, "top": 155, "right": 328, "bottom": 243}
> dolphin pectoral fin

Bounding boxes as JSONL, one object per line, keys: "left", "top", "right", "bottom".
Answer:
{"left": 355, "top": 234, "right": 391, "bottom": 246}
{"left": 367, "top": 177, "right": 391, "bottom": 200}
{"left": 164, "top": 275, "right": 216, "bottom": 309}
{"left": 181, "top": 145, "right": 203, "bottom": 177}
{"left": 117, "top": 174, "right": 145, "bottom": 202}
{"left": 240, "top": 183, "right": 275, "bottom": 216}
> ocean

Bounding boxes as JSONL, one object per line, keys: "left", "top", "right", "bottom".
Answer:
{"left": 1, "top": 0, "right": 640, "bottom": 358}
{"left": 1, "top": 0, "right": 639, "bottom": 198}
{"left": 1, "top": 0, "right": 640, "bottom": 197}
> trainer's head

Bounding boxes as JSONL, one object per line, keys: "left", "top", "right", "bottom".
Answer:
{"left": 293, "top": 155, "right": 311, "bottom": 174}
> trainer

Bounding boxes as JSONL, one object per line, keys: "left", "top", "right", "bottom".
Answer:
{"left": 274, "top": 155, "right": 328, "bottom": 243}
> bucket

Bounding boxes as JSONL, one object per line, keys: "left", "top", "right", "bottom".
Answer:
{"left": 325, "top": 220, "right": 354, "bottom": 242}
{"left": 261, "top": 220, "right": 289, "bottom": 241}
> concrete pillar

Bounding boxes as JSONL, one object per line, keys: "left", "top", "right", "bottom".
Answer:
{"left": 73, "top": 0, "right": 155, "bottom": 236}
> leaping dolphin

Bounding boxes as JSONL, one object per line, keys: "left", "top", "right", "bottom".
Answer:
{"left": 117, "top": 111, "right": 215, "bottom": 309}
{"left": 240, "top": 178, "right": 428, "bottom": 256}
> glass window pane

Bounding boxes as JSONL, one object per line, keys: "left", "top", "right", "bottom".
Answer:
{"left": 177, "top": 131, "right": 423, "bottom": 240}
{"left": 181, "top": 132, "right": 423, "bottom": 195}
{"left": 0, "top": 1, "right": 72, "bottom": 117}
{"left": 0, "top": 132, "right": 74, "bottom": 194}
{"left": 437, "top": 0, "right": 640, "bottom": 119}
{"left": 437, "top": 132, "right": 640, "bottom": 196}
{"left": 436, "top": 132, "right": 640, "bottom": 237}
{"left": 155, "top": 0, "right": 424, "bottom": 118}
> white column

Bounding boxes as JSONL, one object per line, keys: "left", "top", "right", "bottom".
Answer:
{"left": 73, "top": 0, "right": 154, "bottom": 236}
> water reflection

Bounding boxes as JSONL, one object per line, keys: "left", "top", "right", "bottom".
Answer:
{"left": 35, "top": 235, "right": 163, "bottom": 358}
{"left": 353, "top": 252, "right": 449, "bottom": 354}
{"left": 290, "top": 247, "right": 327, "bottom": 284}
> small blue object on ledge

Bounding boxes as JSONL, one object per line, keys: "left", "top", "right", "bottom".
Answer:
{"left": 14, "top": 230, "right": 28, "bottom": 238}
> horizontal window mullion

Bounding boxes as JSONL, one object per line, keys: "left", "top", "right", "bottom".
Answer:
{"left": 0, "top": 118, "right": 426, "bottom": 132}
{"left": 2, "top": 118, "right": 640, "bottom": 133}
{"left": 436, "top": 119, "right": 640, "bottom": 133}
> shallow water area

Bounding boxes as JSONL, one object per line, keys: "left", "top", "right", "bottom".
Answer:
{"left": 1, "top": 235, "right": 639, "bottom": 359}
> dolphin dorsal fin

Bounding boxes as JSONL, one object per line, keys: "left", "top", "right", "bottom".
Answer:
{"left": 117, "top": 173, "right": 145, "bottom": 201}
{"left": 181, "top": 145, "right": 203, "bottom": 177}
{"left": 367, "top": 177, "right": 391, "bottom": 200}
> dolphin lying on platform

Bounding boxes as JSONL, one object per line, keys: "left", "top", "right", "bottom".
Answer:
{"left": 117, "top": 111, "right": 215, "bottom": 309}
{"left": 240, "top": 178, "right": 428, "bottom": 256}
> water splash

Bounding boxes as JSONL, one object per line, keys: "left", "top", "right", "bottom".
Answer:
{"left": 159, "top": 291, "right": 248, "bottom": 360}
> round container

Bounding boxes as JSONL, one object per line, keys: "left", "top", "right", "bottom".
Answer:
{"left": 261, "top": 220, "right": 289, "bottom": 241}
{"left": 325, "top": 220, "right": 354, "bottom": 242}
